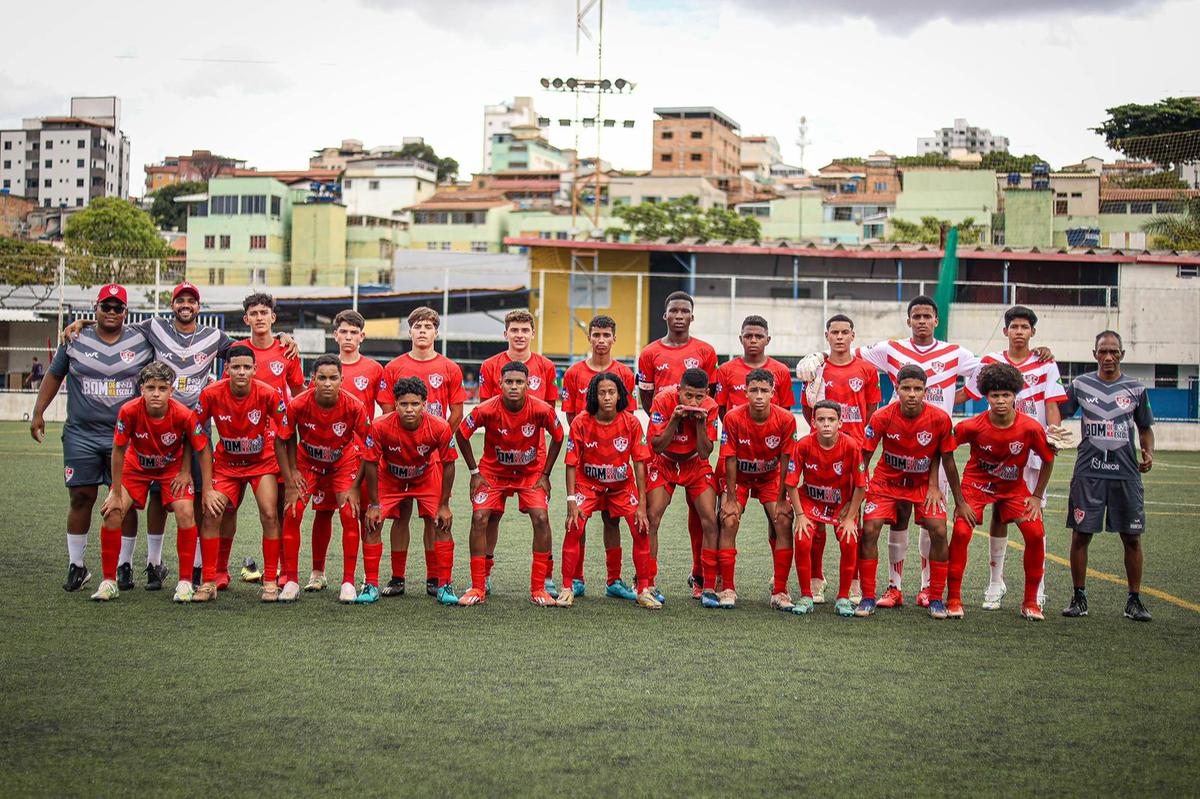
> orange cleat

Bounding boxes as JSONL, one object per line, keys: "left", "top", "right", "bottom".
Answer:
{"left": 1020, "top": 602, "right": 1044, "bottom": 621}
{"left": 876, "top": 587, "right": 904, "bottom": 608}
{"left": 947, "top": 598, "right": 965, "bottom": 619}
{"left": 457, "top": 587, "right": 487, "bottom": 606}
{"left": 530, "top": 590, "right": 557, "bottom": 607}
{"left": 916, "top": 589, "right": 931, "bottom": 608}
{"left": 691, "top": 582, "right": 703, "bottom": 600}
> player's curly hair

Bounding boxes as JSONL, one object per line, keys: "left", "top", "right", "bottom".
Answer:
{"left": 746, "top": 367, "right": 775, "bottom": 387}
{"left": 242, "top": 292, "right": 275, "bottom": 312}
{"left": 977, "top": 363, "right": 1024, "bottom": 396}
{"left": 585, "top": 371, "right": 629, "bottom": 416}
{"left": 500, "top": 361, "right": 529, "bottom": 378}
{"left": 812, "top": 399, "right": 841, "bottom": 418}
{"left": 138, "top": 360, "right": 176, "bottom": 387}
{"left": 680, "top": 368, "right": 709, "bottom": 390}
{"left": 391, "top": 376, "right": 428, "bottom": 401}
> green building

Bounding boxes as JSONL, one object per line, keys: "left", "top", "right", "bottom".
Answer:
{"left": 184, "top": 175, "right": 296, "bottom": 286}
{"left": 408, "top": 193, "right": 512, "bottom": 253}
{"left": 893, "top": 169, "right": 998, "bottom": 243}
{"left": 489, "top": 130, "right": 570, "bottom": 172}
{"left": 291, "top": 201, "right": 347, "bottom": 287}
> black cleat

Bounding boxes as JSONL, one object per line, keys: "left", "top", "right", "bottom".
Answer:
{"left": 117, "top": 562, "right": 135, "bottom": 591}
{"left": 426, "top": 577, "right": 439, "bottom": 596}
{"left": 144, "top": 562, "right": 168, "bottom": 591}
{"left": 63, "top": 562, "right": 92, "bottom": 592}
{"left": 1124, "top": 594, "right": 1152, "bottom": 622}
{"left": 381, "top": 577, "right": 406, "bottom": 597}
{"left": 192, "top": 565, "right": 202, "bottom": 586}
{"left": 1062, "top": 592, "right": 1088, "bottom": 618}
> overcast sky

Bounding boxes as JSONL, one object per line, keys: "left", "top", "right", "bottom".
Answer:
{"left": 1, "top": 0, "right": 1195, "bottom": 191}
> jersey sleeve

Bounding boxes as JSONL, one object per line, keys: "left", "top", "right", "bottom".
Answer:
{"left": 357, "top": 411, "right": 378, "bottom": 463}
{"left": 194, "top": 386, "right": 213, "bottom": 424}
{"left": 938, "top": 414, "right": 957, "bottom": 453}
{"left": 785, "top": 438, "right": 804, "bottom": 487}
{"left": 1044, "top": 362, "right": 1067, "bottom": 403}
{"left": 113, "top": 404, "right": 133, "bottom": 447}
{"left": 559, "top": 369, "right": 580, "bottom": 414}
{"left": 953, "top": 416, "right": 976, "bottom": 447}
{"left": 49, "top": 344, "right": 69, "bottom": 378}
{"left": 447, "top": 361, "right": 467, "bottom": 405}
{"left": 186, "top": 410, "right": 209, "bottom": 452}
{"left": 636, "top": 348, "right": 655, "bottom": 392}
{"left": 460, "top": 402, "right": 488, "bottom": 437}
{"left": 956, "top": 347, "right": 981, "bottom": 381}
{"left": 964, "top": 367, "right": 983, "bottom": 401}
{"left": 544, "top": 405, "right": 564, "bottom": 443}
{"left": 647, "top": 394, "right": 670, "bottom": 439}
{"left": 215, "top": 331, "right": 234, "bottom": 358}
{"left": 862, "top": 407, "right": 884, "bottom": 453}
{"left": 564, "top": 417, "right": 584, "bottom": 467}
{"left": 1134, "top": 388, "right": 1154, "bottom": 429}
{"left": 478, "top": 360, "right": 498, "bottom": 401}
{"left": 437, "top": 422, "right": 458, "bottom": 462}
{"left": 541, "top": 362, "right": 559, "bottom": 406}
{"left": 864, "top": 365, "right": 881, "bottom": 404}
{"left": 269, "top": 394, "right": 292, "bottom": 440}
{"left": 713, "top": 363, "right": 731, "bottom": 407}
{"left": 702, "top": 344, "right": 718, "bottom": 381}
{"left": 718, "top": 414, "right": 738, "bottom": 460}
{"left": 857, "top": 341, "right": 889, "bottom": 370}
{"left": 703, "top": 402, "right": 719, "bottom": 441}
{"left": 286, "top": 354, "right": 305, "bottom": 389}
{"left": 849, "top": 446, "right": 868, "bottom": 489}
{"left": 629, "top": 416, "right": 651, "bottom": 462}
{"left": 1028, "top": 420, "right": 1055, "bottom": 463}
{"left": 774, "top": 367, "right": 794, "bottom": 408}
{"left": 376, "top": 364, "right": 396, "bottom": 406}
{"left": 1060, "top": 380, "right": 1079, "bottom": 418}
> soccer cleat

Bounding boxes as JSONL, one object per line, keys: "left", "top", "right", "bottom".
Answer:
{"left": 1062, "top": 592, "right": 1088, "bottom": 618}
{"left": 278, "top": 581, "right": 301, "bottom": 603}
{"left": 260, "top": 582, "right": 280, "bottom": 602}
{"left": 215, "top": 571, "right": 230, "bottom": 591}
{"left": 63, "top": 562, "right": 92, "bottom": 592}
{"left": 1124, "top": 595, "right": 1152, "bottom": 622}
{"left": 770, "top": 592, "right": 795, "bottom": 612}
{"left": 425, "top": 577, "right": 438, "bottom": 596}
{"left": 691, "top": 582, "right": 703, "bottom": 600}
{"left": 810, "top": 577, "right": 826, "bottom": 604}
{"left": 605, "top": 579, "right": 637, "bottom": 601}
{"left": 834, "top": 598, "right": 856, "bottom": 617}
{"left": 854, "top": 598, "right": 877, "bottom": 617}
{"left": 240, "top": 557, "right": 263, "bottom": 583}
{"left": 458, "top": 587, "right": 487, "bottom": 606}
{"left": 172, "top": 580, "right": 194, "bottom": 603}
{"left": 652, "top": 587, "right": 666, "bottom": 605}
{"left": 916, "top": 589, "right": 931, "bottom": 608}
{"left": 338, "top": 582, "right": 357, "bottom": 603}
{"left": 572, "top": 579, "right": 586, "bottom": 597}
{"left": 543, "top": 577, "right": 558, "bottom": 596}
{"left": 1020, "top": 602, "right": 1045, "bottom": 621}
{"left": 928, "top": 599, "right": 948, "bottom": 620}
{"left": 304, "top": 571, "right": 327, "bottom": 592}
{"left": 144, "top": 562, "right": 167, "bottom": 591}
{"left": 636, "top": 588, "right": 663, "bottom": 610}
{"left": 436, "top": 583, "right": 459, "bottom": 606}
{"left": 381, "top": 577, "right": 406, "bottom": 597}
{"left": 555, "top": 587, "right": 575, "bottom": 608}
{"left": 792, "top": 596, "right": 815, "bottom": 615}
{"left": 117, "top": 562, "right": 135, "bottom": 591}
{"left": 848, "top": 579, "right": 863, "bottom": 606}
{"left": 530, "top": 590, "right": 557, "bottom": 607}
{"left": 191, "top": 582, "right": 218, "bottom": 603}
{"left": 192, "top": 565, "right": 202, "bottom": 587}
{"left": 876, "top": 587, "right": 904, "bottom": 608}
{"left": 700, "top": 591, "right": 721, "bottom": 609}
{"left": 91, "top": 579, "right": 119, "bottom": 601}
{"left": 354, "top": 583, "right": 381, "bottom": 605}
{"left": 485, "top": 577, "right": 493, "bottom": 596}
{"left": 717, "top": 589, "right": 737, "bottom": 609}
{"left": 982, "top": 582, "right": 1007, "bottom": 611}
{"left": 947, "top": 598, "right": 965, "bottom": 619}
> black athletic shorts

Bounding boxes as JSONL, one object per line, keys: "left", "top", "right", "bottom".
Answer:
{"left": 1067, "top": 476, "right": 1145, "bottom": 535}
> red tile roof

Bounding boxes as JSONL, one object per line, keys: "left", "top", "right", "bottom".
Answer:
{"left": 411, "top": 190, "right": 510, "bottom": 211}
{"left": 1099, "top": 189, "right": 1200, "bottom": 201}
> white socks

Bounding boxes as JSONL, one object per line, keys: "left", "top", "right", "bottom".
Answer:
{"left": 887, "top": 527, "right": 908, "bottom": 590}
{"left": 919, "top": 529, "right": 931, "bottom": 590}
{"left": 147, "top": 533, "right": 164, "bottom": 566}
{"left": 119, "top": 535, "right": 137, "bottom": 567}
{"left": 988, "top": 535, "right": 1008, "bottom": 587}
{"left": 193, "top": 546, "right": 203, "bottom": 568}
{"left": 67, "top": 533, "right": 88, "bottom": 567}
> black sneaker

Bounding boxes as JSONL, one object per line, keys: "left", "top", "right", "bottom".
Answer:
{"left": 144, "top": 562, "right": 168, "bottom": 591}
{"left": 63, "top": 562, "right": 91, "bottom": 592}
{"left": 425, "top": 577, "right": 439, "bottom": 596}
{"left": 1124, "top": 594, "right": 1152, "bottom": 622}
{"left": 687, "top": 574, "right": 697, "bottom": 589}
{"left": 1062, "top": 592, "right": 1088, "bottom": 618}
{"left": 381, "top": 577, "right": 406, "bottom": 597}
{"left": 117, "top": 562, "right": 135, "bottom": 591}
{"left": 192, "top": 565, "right": 202, "bottom": 586}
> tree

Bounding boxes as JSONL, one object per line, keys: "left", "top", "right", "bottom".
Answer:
{"left": 1111, "top": 172, "right": 1189, "bottom": 190}
{"left": 605, "top": 196, "right": 761, "bottom": 242}
{"left": 1142, "top": 198, "right": 1200, "bottom": 250}
{"left": 64, "top": 198, "right": 173, "bottom": 259}
{"left": 888, "top": 215, "right": 983, "bottom": 245}
{"left": 1093, "top": 97, "right": 1200, "bottom": 165}
{"left": 188, "top": 152, "right": 232, "bottom": 181}
{"left": 0, "top": 237, "right": 60, "bottom": 304}
{"left": 149, "top": 180, "right": 206, "bottom": 232}
{"left": 389, "top": 142, "right": 459, "bottom": 183}
{"left": 978, "top": 152, "right": 1050, "bottom": 173}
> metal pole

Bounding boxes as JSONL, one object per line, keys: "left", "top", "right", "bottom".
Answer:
{"left": 57, "top": 257, "right": 65, "bottom": 334}
{"left": 1105, "top": 286, "right": 1112, "bottom": 331}
{"left": 441, "top": 268, "right": 450, "bottom": 357}
{"left": 791, "top": 255, "right": 798, "bottom": 300}
{"left": 352, "top": 264, "right": 360, "bottom": 312}
{"left": 728, "top": 276, "right": 737, "bottom": 360}
{"left": 822, "top": 279, "right": 829, "bottom": 328}
{"left": 537, "top": 268, "right": 546, "bottom": 355}
{"left": 568, "top": 254, "right": 576, "bottom": 360}
{"left": 634, "top": 271, "right": 644, "bottom": 356}
{"left": 154, "top": 259, "right": 161, "bottom": 314}
{"left": 1002, "top": 260, "right": 1009, "bottom": 304}
{"left": 688, "top": 252, "right": 696, "bottom": 296}
{"left": 896, "top": 259, "right": 903, "bottom": 303}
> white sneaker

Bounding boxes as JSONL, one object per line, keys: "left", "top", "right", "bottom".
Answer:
{"left": 982, "top": 582, "right": 1007, "bottom": 610}
{"left": 1037, "top": 592, "right": 1047, "bottom": 611}
{"left": 173, "top": 580, "right": 194, "bottom": 603}
{"left": 279, "top": 581, "right": 301, "bottom": 603}
{"left": 848, "top": 578, "right": 862, "bottom": 606}
{"left": 810, "top": 577, "right": 826, "bottom": 604}
{"left": 91, "top": 579, "right": 119, "bottom": 601}
{"left": 338, "top": 581, "right": 357, "bottom": 603}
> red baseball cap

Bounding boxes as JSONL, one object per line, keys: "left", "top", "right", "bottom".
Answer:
{"left": 172, "top": 281, "right": 201, "bottom": 302}
{"left": 96, "top": 284, "right": 128, "bottom": 305}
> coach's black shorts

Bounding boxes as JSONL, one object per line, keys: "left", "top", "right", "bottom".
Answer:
{"left": 1066, "top": 476, "right": 1144, "bottom": 535}
{"left": 62, "top": 428, "right": 113, "bottom": 488}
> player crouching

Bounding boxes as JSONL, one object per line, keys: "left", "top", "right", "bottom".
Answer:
{"left": 369, "top": 377, "right": 458, "bottom": 605}
{"left": 95, "top": 361, "right": 206, "bottom": 602}
{"left": 948, "top": 363, "right": 1056, "bottom": 621}
{"left": 455, "top": 361, "right": 564, "bottom": 606}
{"left": 558, "top": 372, "right": 655, "bottom": 608}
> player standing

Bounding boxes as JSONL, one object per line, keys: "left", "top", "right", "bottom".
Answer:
{"left": 559, "top": 315, "right": 638, "bottom": 600}
{"left": 455, "top": 361, "right": 564, "bottom": 606}
{"left": 1060, "top": 331, "right": 1154, "bottom": 622}
{"left": 714, "top": 315, "right": 793, "bottom": 417}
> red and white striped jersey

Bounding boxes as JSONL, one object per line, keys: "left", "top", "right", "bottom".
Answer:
{"left": 964, "top": 351, "right": 1067, "bottom": 428}
{"left": 858, "top": 338, "right": 979, "bottom": 416}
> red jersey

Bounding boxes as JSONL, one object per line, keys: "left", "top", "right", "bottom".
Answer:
{"left": 194, "top": 379, "right": 290, "bottom": 477}
{"left": 714, "top": 356, "right": 794, "bottom": 411}
{"left": 238, "top": 338, "right": 305, "bottom": 399}
{"left": 719, "top": 403, "right": 797, "bottom": 482}
{"left": 636, "top": 337, "right": 718, "bottom": 396}
{"left": 560, "top": 359, "right": 636, "bottom": 416}
{"left": 862, "top": 402, "right": 955, "bottom": 502}
{"left": 286, "top": 388, "right": 374, "bottom": 473}
{"left": 479, "top": 351, "right": 558, "bottom": 406}
{"left": 379, "top": 352, "right": 466, "bottom": 420}
{"left": 460, "top": 396, "right": 563, "bottom": 480}
{"left": 370, "top": 411, "right": 457, "bottom": 487}
{"left": 801, "top": 355, "right": 882, "bottom": 444}
{"left": 954, "top": 411, "right": 1054, "bottom": 498}
{"left": 648, "top": 387, "right": 719, "bottom": 459}
{"left": 339, "top": 355, "right": 386, "bottom": 420}
{"left": 115, "top": 397, "right": 208, "bottom": 476}
{"left": 789, "top": 433, "right": 868, "bottom": 523}
{"left": 566, "top": 411, "right": 650, "bottom": 487}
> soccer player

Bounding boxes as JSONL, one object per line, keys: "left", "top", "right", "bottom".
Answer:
{"left": 717, "top": 368, "right": 797, "bottom": 610}
{"left": 32, "top": 284, "right": 152, "bottom": 592}
{"left": 454, "top": 361, "right": 564, "bottom": 606}
{"left": 787, "top": 400, "right": 868, "bottom": 617}
{"left": 378, "top": 306, "right": 466, "bottom": 596}
{"left": 963, "top": 306, "right": 1065, "bottom": 610}
{"left": 192, "top": 345, "right": 291, "bottom": 602}
{"left": 855, "top": 364, "right": 964, "bottom": 620}
{"left": 948, "top": 363, "right": 1056, "bottom": 621}
{"left": 559, "top": 315, "right": 638, "bottom": 601}
{"left": 278, "top": 355, "right": 381, "bottom": 603}
{"left": 646, "top": 367, "right": 720, "bottom": 605}
{"left": 713, "top": 315, "right": 793, "bottom": 417}
{"left": 1060, "top": 331, "right": 1154, "bottom": 622}
{"left": 93, "top": 361, "right": 207, "bottom": 602}
{"left": 799, "top": 313, "right": 879, "bottom": 605}
{"left": 304, "top": 309, "right": 387, "bottom": 595}
{"left": 637, "top": 291, "right": 718, "bottom": 596}
{"left": 368, "top": 377, "right": 458, "bottom": 605}
{"left": 240, "top": 292, "right": 306, "bottom": 399}
{"left": 558, "top": 372, "right": 654, "bottom": 608}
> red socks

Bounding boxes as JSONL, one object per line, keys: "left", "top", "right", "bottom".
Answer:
{"left": 1017, "top": 519, "right": 1046, "bottom": 606}
{"left": 948, "top": 518, "right": 973, "bottom": 601}
{"left": 281, "top": 511, "right": 302, "bottom": 584}
{"left": 176, "top": 525, "right": 199, "bottom": 583}
{"left": 810, "top": 525, "right": 827, "bottom": 581}
{"left": 772, "top": 547, "right": 793, "bottom": 595}
{"left": 605, "top": 546, "right": 622, "bottom": 585}
{"left": 434, "top": 539, "right": 455, "bottom": 586}
{"left": 424, "top": 546, "right": 435, "bottom": 582}
{"left": 860, "top": 558, "right": 878, "bottom": 601}
{"left": 311, "top": 510, "right": 333, "bottom": 572}
{"left": 391, "top": 549, "right": 408, "bottom": 580}
{"left": 837, "top": 535, "right": 858, "bottom": 599}
{"left": 927, "top": 560, "right": 948, "bottom": 602}
{"left": 630, "top": 523, "right": 652, "bottom": 592}
{"left": 362, "top": 542, "right": 383, "bottom": 588}
{"left": 530, "top": 550, "right": 551, "bottom": 595}
{"left": 561, "top": 518, "right": 583, "bottom": 586}
{"left": 470, "top": 555, "right": 488, "bottom": 591}
{"left": 200, "top": 536, "right": 219, "bottom": 583}
{"left": 793, "top": 532, "right": 813, "bottom": 597}
{"left": 717, "top": 548, "right": 737, "bottom": 592}
{"left": 338, "top": 504, "right": 359, "bottom": 586}
{"left": 217, "top": 536, "right": 234, "bottom": 574}
{"left": 700, "top": 547, "right": 719, "bottom": 592}
{"left": 687, "top": 508, "right": 703, "bottom": 578}
{"left": 99, "top": 526, "right": 122, "bottom": 581}
{"left": 262, "top": 536, "right": 281, "bottom": 583}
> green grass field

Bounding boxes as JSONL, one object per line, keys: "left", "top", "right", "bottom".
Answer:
{"left": 2, "top": 420, "right": 1198, "bottom": 795}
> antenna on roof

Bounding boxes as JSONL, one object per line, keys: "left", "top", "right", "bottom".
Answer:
{"left": 797, "top": 115, "right": 812, "bottom": 170}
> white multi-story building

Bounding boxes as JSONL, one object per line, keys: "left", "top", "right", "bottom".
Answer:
{"left": 0, "top": 96, "right": 130, "bottom": 208}
{"left": 482, "top": 97, "right": 539, "bottom": 171}
{"left": 341, "top": 157, "right": 438, "bottom": 221}
{"left": 917, "top": 117, "right": 1009, "bottom": 157}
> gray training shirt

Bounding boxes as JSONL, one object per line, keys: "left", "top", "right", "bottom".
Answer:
{"left": 1060, "top": 371, "right": 1153, "bottom": 482}
{"left": 49, "top": 325, "right": 154, "bottom": 438}
{"left": 131, "top": 316, "right": 232, "bottom": 409}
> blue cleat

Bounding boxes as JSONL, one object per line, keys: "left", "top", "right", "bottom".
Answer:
{"left": 791, "top": 596, "right": 814, "bottom": 615}
{"left": 605, "top": 579, "right": 637, "bottom": 601}
{"left": 436, "top": 583, "right": 459, "bottom": 606}
{"left": 653, "top": 588, "right": 666, "bottom": 605}
{"left": 700, "top": 591, "right": 721, "bottom": 609}
{"left": 928, "top": 599, "right": 948, "bottom": 620}
{"left": 834, "top": 598, "right": 856, "bottom": 617}
{"left": 354, "top": 583, "right": 381, "bottom": 604}
{"left": 544, "top": 577, "right": 557, "bottom": 596}
{"left": 854, "top": 598, "right": 877, "bottom": 617}
{"left": 572, "top": 579, "right": 586, "bottom": 597}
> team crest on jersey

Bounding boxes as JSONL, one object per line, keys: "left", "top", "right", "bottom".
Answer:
{"left": 833, "top": 461, "right": 843, "bottom": 475}
{"left": 120, "top": 349, "right": 137, "bottom": 364}
{"left": 248, "top": 409, "right": 262, "bottom": 425}
{"left": 353, "top": 375, "right": 369, "bottom": 391}
{"left": 529, "top": 376, "right": 542, "bottom": 390}
{"left": 1024, "top": 373, "right": 1038, "bottom": 387}
{"left": 269, "top": 361, "right": 285, "bottom": 376}
{"left": 863, "top": 501, "right": 877, "bottom": 514}
{"left": 313, "top": 490, "right": 325, "bottom": 506}
{"left": 521, "top": 423, "right": 536, "bottom": 438}
{"left": 417, "top": 444, "right": 431, "bottom": 456}
{"left": 1073, "top": 508, "right": 1086, "bottom": 524}
{"left": 930, "top": 361, "right": 945, "bottom": 374}
{"left": 614, "top": 436, "right": 629, "bottom": 452}
{"left": 161, "top": 432, "right": 178, "bottom": 446}
{"left": 473, "top": 491, "right": 488, "bottom": 505}
{"left": 64, "top": 466, "right": 74, "bottom": 481}
{"left": 765, "top": 435, "right": 781, "bottom": 449}
{"left": 683, "top": 357, "right": 700, "bottom": 370}
{"left": 429, "top": 373, "right": 444, "bottom": 389}
{"left": 194, "top": 352, "right": 209, "bottom": 366}
{"left": 332, "top": 422, "right": 347, "bottom": 437}
{"left": 1115, "top": 395, "right": 1132, "bottom": 410}
{"left": 916, "top": 431, "right": 932, "bottom": 446}
{"left": 848, "top": 377, "right": 864, "bottom": 392}
{"left": 1009, "top": 441, "right": 1024, "bottom": 455}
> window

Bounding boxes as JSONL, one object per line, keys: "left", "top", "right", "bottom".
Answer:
{"left": 1054, "top": 200, "right": 1068, "bottom": 216}
{"left": 75, "top": 198, "right": 83, "bottom": 207}
{"left": 874, "top": 181, "right": 888, "bottom": 192}
{"left": 44, "top": 199, "right": 50, "bottom": 208}
{"left": 833, "top": 207, "right": 853, "bottom": 221}
{"left": 1, "top": 180, "right": 8, "bottom": 189}
{"left": 426, "top": 241, "right": 440, "bottom": 250}
{"left": 689, "top": 153, "right": 702, "bottom": 162}
{"left": 661, "top": 131, "right": 673, "bottom": 140}
{"left": 270, "top": 196, "right": 281, "bottom": 217}
{"left": 660, "top": 154, "right": 672, "bottom": 162}
{"left": 369, "top": 180, "right": 380, "bottom": 190}
{"left": 690, "top": 131, "right": 703, "bottom": 139}
{"left": 76, "top": 178, "right": 83, "bottom": 187}
{"left": 1156, "top": 201, "right": 1184, "bottom": 214}
{"left": 1055, "top": 192, "right": 1067, "bottom": 198}
{"left": 1154, "top": 364, "right": 1178, "bottom": 387}
{"left": 555, "top": 231, "right": 568, "bottom": 240}
{"left": 1100, "top": 201, "right": 1126, "bottom": 214}
{"left": 204, "top": 235, "right": 215, "bottom": 249}
{"left": 1, "top": 161, "right": 7, "bottom": 169}
{"left": 739, "top": 206, "right": 770, "bottom": 218}
{"left": 1130, "top": 201, "right": 1153, "bottom": 214}
{"left": 251, "top": 267, "right": 267, "bottom": 285}
{"left": 240, "top": 195, "right": 266, "bottom": 215}
{"left": 440, "top": 242, "right": 451, "bottom": 251}
{"left": 77, "top": 139, "right": 85, "bottom": 148}
{"left": 1070, "top": 192, "right": 1082, "bottom": 198}
{"left": 470, "top": 241, "right": 489, "bottom": 252}
{"left": 642, "top": 196, "right": 660, "bottom": 204}
{"left": 2, "top": 141, "right": 9, "bottom": 150}
{"left": 211, "top": 195, "right": 237, "bottom": 214}
{"left": 44, "top": 159, "right": 52, "bottom": 168}
{"left": 250, "top": 235, "right": 267, "bottom": 250}
{"left": 44, "top": 179, "right": 51, "bottom": 188}
{"left": 1178, "top": 265, "right": 1199, "bottom": 278}
{"left": 219, "top": 235, "right": 230, "bottom": 249}
{"left": 45, "top": 140, "right": 52, "bottom": 150}
{"left": 76, "top": 158, "right": 84, "bottom": 168}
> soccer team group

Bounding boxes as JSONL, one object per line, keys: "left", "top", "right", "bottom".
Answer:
{"left": 31, "top": 280, "right": 1157, "bottom": 620}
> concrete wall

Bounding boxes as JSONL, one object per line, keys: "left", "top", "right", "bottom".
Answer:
{"left": 1003, "top": 190, "right": 1053, "bottom": 247}
{"left": 894, "top": 170, "right": 998, "bottom": 240}
{"left": 408, "top": 206, "right": 511, "bottom": 253}
{"left": 291, "top": 202, "right": 347, "bottom": 287}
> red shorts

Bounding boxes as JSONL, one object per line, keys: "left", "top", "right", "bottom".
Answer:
{"left": 574, "top": 479, "right": 640, "bottom": 520}
{"left": 297, "top": 457, "right": 359, "bottom": 512}
{"left": 960, "top": 482, "right": 1031, "bottom": 524}
{"left": 801, "top": 500, "right": 851, "bottom": 526}
{"left": 380, "top": 473, "right": 443, "bottom": 520}
{"left": 647, "top": 455, "right": 714, "bottom": 501}
{"left": 211, "top": 472, "right": 273, "bottom": 510}
{"left": 727, "top": 474, "right": 783, "bottom": 508}
{"left": 472, "top": 475, "right": 547, "bottom": 513}
{"left": 862, "top": 485, "right": 946, "bottom": 525}
{"left": 124, "top": 469, "right": 193, "bottom": 510}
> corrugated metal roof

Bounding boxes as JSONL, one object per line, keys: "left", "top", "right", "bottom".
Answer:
{"left": 0, "top": 309, "right": 45, "bottom": 322}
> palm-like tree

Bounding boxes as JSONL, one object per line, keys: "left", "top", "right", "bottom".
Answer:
{"left": 1142, "top": 198, "right": 1200, "bottom": 249}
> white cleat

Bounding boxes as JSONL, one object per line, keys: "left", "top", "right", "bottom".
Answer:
{"left": 982, "top": 582, "right": 1007, "bottom": 611}
{"left": 810, "top": 578, "right": 826, "bottom": 604}
{"left": 279, "top": 581, "right": 301, "bottom": 603}
{"left": 848, "top": 578, "right": 863, "bottom": 606}
{"left": 338, "top": 582, "right": 357, "bottom": 603}
{"left": 91, "top": 579, "right": 119, "bottom": 601}
{"left": 173, "top": 580, "right": 194, "bottom": 603}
